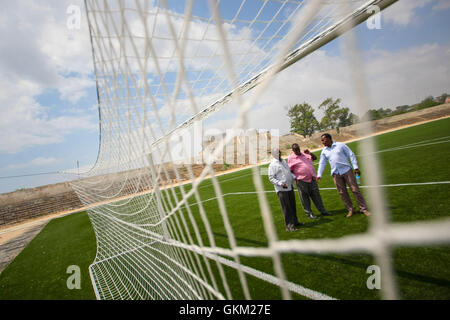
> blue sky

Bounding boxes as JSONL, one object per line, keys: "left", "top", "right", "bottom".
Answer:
{"left": 0, "top": 0, "right": 449, "bottom": 194}
{"left": 357, "top": 1, "right": 450, "bottom": 53}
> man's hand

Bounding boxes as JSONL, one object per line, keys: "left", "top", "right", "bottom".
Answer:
{"left": 282, "top": 183, "right": 288, "bottom": 189}
{"left": 304, "top": 149, "right": 317, "bottom": 160}
{"left": 316, "top": 177, "right": 321, "bottom": 182}
{"left": 354, "top": 169, "right": 361, "bottom": 176}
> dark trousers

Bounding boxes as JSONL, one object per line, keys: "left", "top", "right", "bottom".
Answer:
{"left": 296, "top": 180, "right": 328, "bottom": 215}
{"left": 277, "top": 190, "right": 299, "bottom": 228}
{"left": 332, "top": 169, "right": 368, "bottom": 212}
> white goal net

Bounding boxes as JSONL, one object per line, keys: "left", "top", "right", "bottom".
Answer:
{"left": 69, "top": 0, "right": 450, "bottom": 300}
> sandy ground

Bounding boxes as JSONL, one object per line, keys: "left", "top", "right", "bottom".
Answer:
{"left": 0, "top": 221, "right": 48, "bottom": 273}
{"left": 0, "top": 114, "right": 448, "bottom": 272}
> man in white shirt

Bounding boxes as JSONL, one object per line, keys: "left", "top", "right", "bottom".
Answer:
{"left": 268, "top": 148, "right": 302, "bottom": 231}
{"left": 317, "top": 133, "right": 370, "bottom": 218}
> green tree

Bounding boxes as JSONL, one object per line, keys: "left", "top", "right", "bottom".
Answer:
{"left": 436, "top": 93, "right": 449, "bottom": 104}
{"left": 319, "top": 97, "right": 340, "bottom": 130}
{"left": 414, "top": 96, "right": 440, "bottom": 110}
{"left": 287, "top": 103, "right": 320, "bottom": 137}
{"left": 393, "top": 105, "right": 410, "bottom": 115}
{"left": 350, "top": 113, "right": 360, "bottom": 124}
{"left": 335, "top": 107, "right": 355, "bottom": 128}
{"left": 380, "top": 108, "right": 393, "bottom": 117}
{"left": 361, "top": 109, "right": 382, "bottom": 121}
{"left": 319, "top": 98, "right": 355, "bottom": 131}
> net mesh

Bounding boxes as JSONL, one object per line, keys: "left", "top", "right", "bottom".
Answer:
{"left": 69, "top": 0, "right": 450, "bottom": 300}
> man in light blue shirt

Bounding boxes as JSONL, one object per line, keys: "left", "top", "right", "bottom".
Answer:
{"left": 317, "top": 133, "right": 370, "bottom": 218}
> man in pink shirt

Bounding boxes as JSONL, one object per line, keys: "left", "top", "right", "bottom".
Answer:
{"left": 288, "top": 143, "right": 331, "bottom": 219}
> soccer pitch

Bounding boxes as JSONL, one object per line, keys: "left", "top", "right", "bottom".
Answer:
{"left": 1, "top": 117, "right": 449, "bottom": 300}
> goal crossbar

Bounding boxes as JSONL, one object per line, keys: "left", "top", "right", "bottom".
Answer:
{"left": 148, "top": 0, "right": 398, "bottom": 153}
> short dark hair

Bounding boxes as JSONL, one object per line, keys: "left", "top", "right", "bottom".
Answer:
{"left": 321, "top": 133, "right": 332, "bottom": 140}
{"left": 291, "top": 143, "right": 299, "bottom": 149}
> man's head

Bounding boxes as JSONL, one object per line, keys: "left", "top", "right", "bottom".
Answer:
{"left": 291, "top": 143, "right": 301, "bottom": 156}
{"left": 271, "top": 148, "right": 281, "bottom": 160}
{"left": 321, "top": 133, "right": 333, "bottom": 147}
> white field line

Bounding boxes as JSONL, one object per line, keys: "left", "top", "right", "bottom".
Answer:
{"left": 2, "top": 178, "right": 448, "bottom": 236}
{"left": 201, "top": 251, "right": 336, "bottom": 300}
{"left": 89, "top": 237, "right": 336, "bottom": 300}
{"left": 183, "top": 181, "right": 450, "bottom": 208}
{"left": 1, "top": 129, "right": 448, "bottom": 236}
{"left": 309, "top": 136, "right": 450, "bottom": 164}
{"left": 86, "top": 214, "right": 450, "bottom": 300}
{"left": 380, "top": 135, "right": 450, "bottom": 149}
{"left": 359, "top": 139, "right": 450, "bottom": 156}
{"left": 87, "top": 215, "right": 450, "bottom": 265}
{"left": 178, "top": 137, "right": 450, "bottom": 195}
{"left": 160, "top": 119, "right": 450, "bottom": 197}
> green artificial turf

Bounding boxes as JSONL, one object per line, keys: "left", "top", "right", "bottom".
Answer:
{"left": 1, "top": 117, "right": 449, "bottom": 300}
{"left": 0, "top": 212, "right": 96, "bottom": 299}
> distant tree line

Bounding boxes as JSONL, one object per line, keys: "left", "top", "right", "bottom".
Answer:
{"left": 288, "top": 93, "right": 449, "bottom": 137}
{"left": 360, "top": 93, "right": 449, "bottom": 122}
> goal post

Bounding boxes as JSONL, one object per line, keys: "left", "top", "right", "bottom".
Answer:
{"left": 68, "top": 0, "right": 449, "bottom": 300}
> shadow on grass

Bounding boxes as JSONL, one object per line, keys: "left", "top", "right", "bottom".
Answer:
{"left": 300, "top": 218, "right": 333, "bottom": 229}
{"left": 213, "top": 232, "right": 268, "bottom": 247}
{"left": 297, "top": 253, "right": 450, "bottom": 289}
{"left": 325, "top": 209, "right": 348, "bottom": 216}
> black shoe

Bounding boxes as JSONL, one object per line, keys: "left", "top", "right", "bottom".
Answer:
{"left": 321, "top": 212, "right": 332, "bottom": 216}
{"left": 307, "top": 213, "right": 317, "bottom": 219}
{"left": 286, "top": 225, "right": 298, "bottom": 232}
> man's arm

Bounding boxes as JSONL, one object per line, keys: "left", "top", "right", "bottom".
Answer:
{"left": 284, "top": 160, "right": 297, "bottom": 180}
{"left": 303, "top": 149, "right": 317, "bottom": 161}
{"left": 343, "top": 144, "right": 359, "bottom": 171}
{"left": 287, "top": 155, "right": 295, "bottom": 172}
{"left": 317, "top": 151, "right": 327, "bottom": 180}
{"left": 268, "top": 163, "right": 286, "bottom": 187}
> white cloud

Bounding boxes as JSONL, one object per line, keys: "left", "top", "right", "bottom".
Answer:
{"left": 383, "top": 0, "right": 433, "bottom": 26}
{"left": 2, "top": 0, "right": 448, "bottom": 160}
{"left": 58, "top": 76, "right": 95, "bottom": 104}
{"left": 0, "top": 73, "right": 98, "bottom": 153}
{"left": 365, "top": 43, "right": 450, "bottom": 106}
{"left": 0, "top": 0, "right": 98, "bottom": 154}
{"left": 0, "top": 1, "right": 92, "bottom": 85}
{"left": 7, "top": 157, "right": 60, "bottom": 170}
{"left": 204, "top": 43, "right": 450, "bottom": 135}
{"left": 433, "top": 0, "right": 450, "bottom": 10}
